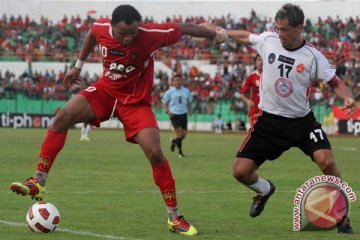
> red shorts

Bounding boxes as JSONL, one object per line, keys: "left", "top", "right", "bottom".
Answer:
{"left": 80, "top": 83, "right": 158, "bottom": 143}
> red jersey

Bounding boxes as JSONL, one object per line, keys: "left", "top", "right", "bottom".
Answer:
{"left": 240, "top": 71, "right": 261, "bottom": 116}
{"left": 91, "top": 19, "right": 181, "bottom": 105}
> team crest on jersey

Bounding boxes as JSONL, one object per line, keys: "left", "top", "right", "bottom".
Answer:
{"left": 275, "top": 78, "right": 293, "bottom": 97}
{"left": 296, "top": 63, "right": 305, "bottom": 73}
{"left": 268, "top": 53, "right": 276, "bottom": 64}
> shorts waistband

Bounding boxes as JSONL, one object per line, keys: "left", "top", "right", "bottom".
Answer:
{"left": 261, "top": 110, "right": 313, "bottom": 120}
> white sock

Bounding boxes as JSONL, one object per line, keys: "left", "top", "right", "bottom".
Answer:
{"left": 35, "top": 171, "right": 48, "bottom": 186}
{"left": 81, "top": 127, "right": 85, "bottom": 138}
{"left": 248, "top": 178, "right": 271, "bottom": 196}
{"left": 85, "top": 125, "right": 91, "bottom": 137}
{"left": 167, "top": 207, "right": 180, "bottom": 221}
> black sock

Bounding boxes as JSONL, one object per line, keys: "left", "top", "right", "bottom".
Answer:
{"left": 176, "top": 138, "right": 183, "bottom": 154}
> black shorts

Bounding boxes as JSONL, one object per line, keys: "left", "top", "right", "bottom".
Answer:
{"left": 170, "top": 113, "right": 188, "bottom": 130}
{"left": 236, "top": 111, "right": 331, "bottom": 166}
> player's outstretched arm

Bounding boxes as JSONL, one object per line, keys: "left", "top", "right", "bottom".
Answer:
{"left": 179, "top": 23, "right": 228, "bottom": 45}
{"left": 328, "top": 76, "right": 357, "bottom": 115}
{"left": 63, "top": 31, "right": 97, "bottom": 88}
{"left": 197, "top": 23, "right": 250, "bottom": 44}
{"left": 227, "top": 30, "right": 251, "bottom": 44}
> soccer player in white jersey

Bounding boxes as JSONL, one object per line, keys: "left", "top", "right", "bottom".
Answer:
{"left": 162, "top": 74, "right": 193, "bottom": 158}
{"left": 205, "top": 3, "right": 356, "bottom": 234}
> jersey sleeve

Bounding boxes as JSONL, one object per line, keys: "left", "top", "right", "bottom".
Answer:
{"left": 249, "top": 31, "right": 277, "bottom": 59}
{"left": 187, "top": 89, "right": 193, "bottom": 102}
{"left": 90, "top": 18, "right": 109, "bottom": 41}
{"left": 142, "top": 23, "right": 182, "bottom": 48}
{"left": 163, "top": 23, "right": 182, "bottom": 46}
{"left": 312, "top": 50, "right": 336, "bottom": 83}
{"left": 240, "top": 75, "right": 251, "bottom": 94}
{"left": 162, "top": 90, "right": 171, "bottom": 104}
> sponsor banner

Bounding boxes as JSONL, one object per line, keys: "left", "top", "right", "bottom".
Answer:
{"left": 338, "top": 119, "right": 360, "bottom": 136}
{"left": 0, "top": 112, "right": 54, "bottom": 128}
{"left": 332, "top": 106, "right": 360, "bottom": 120}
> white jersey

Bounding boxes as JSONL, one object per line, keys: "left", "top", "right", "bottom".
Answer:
{"left": 249, "top": 32, "right": 336, "bottom": 118}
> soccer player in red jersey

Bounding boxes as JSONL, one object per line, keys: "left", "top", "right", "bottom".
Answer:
{"left": 240, "top": 54, "right": 262, "bottom": 127}
{"left": 10, "top": 5, "right": 228, "bottom": 235}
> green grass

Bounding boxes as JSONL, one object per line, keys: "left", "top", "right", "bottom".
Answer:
{"left": 0, "top": 128, "right": 359, "bottom": 240}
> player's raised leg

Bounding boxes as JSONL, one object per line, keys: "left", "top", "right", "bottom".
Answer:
{"left": 10, "top": 95, "right": 95, "bottom": 200}
{"left": 134, "top": 127, "right": 197, "bottom": 235}
{"left": 233, "top": 157, "right": 275, "bottom": 217}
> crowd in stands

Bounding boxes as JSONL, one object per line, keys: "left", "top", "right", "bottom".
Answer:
{"left": 0, "top": 10, "right": 359, "bottom": 114}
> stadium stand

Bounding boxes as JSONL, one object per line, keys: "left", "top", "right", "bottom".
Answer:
{"left": 0, "top": 10, "right": 359, "bottom": 129}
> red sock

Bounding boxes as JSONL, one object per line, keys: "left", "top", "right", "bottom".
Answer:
{"left": 37, "top": 129, "right": 67, "bottom": 173}
{"left": 152, "top": 159, "right": 177, "bottom": 208}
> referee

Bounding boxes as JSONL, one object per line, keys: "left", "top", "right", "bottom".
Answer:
{"left": 162, "top": 74, "right": 193, "bottom": 158}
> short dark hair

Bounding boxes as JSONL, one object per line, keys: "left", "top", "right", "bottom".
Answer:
{"left": 275, "top": 3, "right": 304, "bottom": 27}
{"left": 111, "top": 5, "right": 142, "bottom": 25}
{"left": 172, "top": 74, "right": 183, "bottom": 80}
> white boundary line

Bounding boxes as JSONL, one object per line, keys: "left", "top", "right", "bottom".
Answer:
{"left": 0, "top": 220, "right": 142, "bottom": 240}
{"left": 332, "top": 146, "right": 358, "bottom": 151}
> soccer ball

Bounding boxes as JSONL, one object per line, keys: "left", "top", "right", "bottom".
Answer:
{"left": 26, "top": 202, "right": 60, "bottom": 233}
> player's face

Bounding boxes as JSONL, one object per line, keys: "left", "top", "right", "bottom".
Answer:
{"left": 172, "top": 77, "right": 183, "bottom": 89}
{"left": 111, "top": 21, "right": 139, "bottom": 45}
{"left": 275, "top": 18, "right": 303, "bottom": 49}
{"left": 255, "top": 56, "right": 263, "bottom": 71}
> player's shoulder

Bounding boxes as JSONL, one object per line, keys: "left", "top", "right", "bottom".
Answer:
{"left": 165, "top": 86, "right": 175, "bottom": 93}
{"left": 91, "top": 18, "right": 111, "bottom": 37}
{"left": 303, "top": 41, "right": 325, "bottom": 56}
{"left": 248, "top": 71, "right": 260, "bottom": 78}
{"left": 302, "top": 41, "right": 330, "bottom": 64}
{"left": 92, "top": 18, "right": 111, "bottom": 33}
{"left": 255, "top": 31, "right": 278, "bottom": 39}
{"left": 93, "top": 18, "right": 111, "bottom": 26}
{"left": 183, "top": 86, "right": 191, "bottom": 93}
{"left": 138, "top": 23, "right": 179, "bottom": 32}
{"left": 250, "top": 31, "right": 278, "bottom": 43}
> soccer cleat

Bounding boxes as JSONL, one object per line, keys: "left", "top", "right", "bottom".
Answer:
{"left": 10, "top": 177, "right": 45, "bottom": 201}
{"left": 167, "top": 215, "right": 197, "bottom": 236}
{"left": 170, "top": 138, "right": 176, "bottom": 152}
{"left": 250, "top": 180, "right": 275, "bottom": 217}
{"left": 337, "top": 216, "right": 353, "bottom": 234}
{"left": 178, "top": 153, "right": 185, "bottom": 158}
{"left": 80, "top": 136, "right": 90, "bottom": 142}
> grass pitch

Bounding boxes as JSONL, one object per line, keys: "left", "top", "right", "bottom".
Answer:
{"left": 0, "top": 128, "right": 359, "bottom": 240}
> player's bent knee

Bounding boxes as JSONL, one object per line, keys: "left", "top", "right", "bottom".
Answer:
{"left": 145, "top": 147, "right": 163, "bottom": 163}
{"left": 232, "top": 165, "right": 248, "bottom": 182}
{"left": 51, "top": 110, "right": 73, "bottom": 131}
{"left": 232, "top": 158, "right": 257, "bottom": 183}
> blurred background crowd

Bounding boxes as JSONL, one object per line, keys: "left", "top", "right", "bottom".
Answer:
{"left": 0, "top": 9, "right": 359, "bottom": 115}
